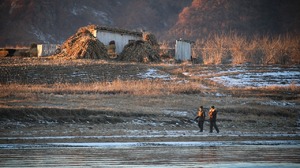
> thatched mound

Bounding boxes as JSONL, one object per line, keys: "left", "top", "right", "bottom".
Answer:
{"left": 143, "top": 32, "right": 159, "bottom": 47}
{"left": 54, "top": 25, "right": 108, "bottom": 59}
{"left": 118, "top": 40, "right": 160, "bottom": 63}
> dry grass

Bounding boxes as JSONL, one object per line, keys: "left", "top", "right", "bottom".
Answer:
{"left": 229, "top": 34, "right": 248, "bottom": 64}
{"left": 193, "top": 34, "right": 300, "bottom": 65}
{"left": 2, "top": 78, "right": 298, "bottom": 104}
{"left": 257, "top": 83, "right": 300, "bottom": 94}
{"left": 2, "top": 45, "right": 29, "bottom": 49}
{"left": 0, "top": 79, "right": 203, "bottom": 97}
{"left": 237, "top": 82, "right": 300, "bottom": 93}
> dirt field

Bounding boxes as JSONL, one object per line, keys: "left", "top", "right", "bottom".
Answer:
{"left": 0, "top": 57, "right": 299, "bottom": 144}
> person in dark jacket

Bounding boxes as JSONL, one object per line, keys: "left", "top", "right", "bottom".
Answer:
{"left": 194, "top": 106, "right": 205, "bottom": 132}
{"left": 208, "top": 106, "right": 219, "bottom": 133}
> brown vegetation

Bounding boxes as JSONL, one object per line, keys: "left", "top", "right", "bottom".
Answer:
{"left": 193, "top": 34, "right": 300, "bottom": 65}
{"left": 0, "top": 79, "right": 202, "bottom": 97}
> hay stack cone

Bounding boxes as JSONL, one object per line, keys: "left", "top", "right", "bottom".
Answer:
{"left": 143, "top": 32, "right": 159, "bottom": 48}
{"left": 54, "top": 25, "right": 108, "bottom": 59}
{"left": 118, "top": 40, "right": 160, "bottom": 63}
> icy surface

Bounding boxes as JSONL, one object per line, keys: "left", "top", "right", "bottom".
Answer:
{"left": 188, "top": 66, "right": 300, "bottom": 87}
{"left": 138, "top": 67, "right": 300, "bottom": 88}
{"left": 210, "top": 68, "right": 300, "bottom": 87}
{"left": 137, "top": 68, "right": 171, "bottom": 80}
{"left": 1, "top": 142, "right": 299, "bottom": 167}
{"left": 0, "top": 132, "right": 299, "bottom": 142}
{"left": 0, "top": 140, "right": 299, "bottom": 149}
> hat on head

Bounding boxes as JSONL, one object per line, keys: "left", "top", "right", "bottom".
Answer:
{"left": 211, "top": 106, "right": 215, "bottom": 109}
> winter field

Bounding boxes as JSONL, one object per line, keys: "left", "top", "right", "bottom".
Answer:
{"left": 0, "top": 57, "right": 299, "bottom": 167}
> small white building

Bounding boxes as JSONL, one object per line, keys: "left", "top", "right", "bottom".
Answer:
{"left": 37, "top": 44, "right": 59, "bottom": 57}
{"left": 175, "top": 39, "right": 193, "bottom": 61}
{"left": 92, "top": 26, "right": 143, "bottom": 54}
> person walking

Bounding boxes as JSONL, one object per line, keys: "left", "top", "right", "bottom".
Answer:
{"left": 208, "top": 106, "right": 219, "bottom": 133}
{"left": 194, "top": 106, "right": 205, "bottom": 132}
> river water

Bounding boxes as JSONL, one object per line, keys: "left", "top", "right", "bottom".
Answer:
{"left": 0, "top": 141, "right": 299, "bottom": 168}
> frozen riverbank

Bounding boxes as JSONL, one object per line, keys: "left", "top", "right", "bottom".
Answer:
{"left": 1, "top": 131, "right": 299, "bottom": 143}
{"left": 1, "top": 141, "right": 299, "bottom": 168}
{"left": 1, "top": 140, "right": 299, "bottom": 149}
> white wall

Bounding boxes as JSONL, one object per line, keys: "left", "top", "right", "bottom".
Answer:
{"left": 37, "top": 44, "right": 59, "bottom": 57}
{"left": 175, "top": 40, "right": 192, "bottom": 61}
{"left": 96, "top": 31, "right": 142, "bottom": 54}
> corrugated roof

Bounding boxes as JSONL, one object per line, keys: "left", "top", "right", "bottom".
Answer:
{"left": 176, "top": 39, "right": 195, "bottom": 44}
{"left": 95, "top": 26, "right": 143, "bottom": 37}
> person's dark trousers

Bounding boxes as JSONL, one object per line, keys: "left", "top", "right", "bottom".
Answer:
{"left": 198, "top": 121, "right": 204, "bottom": 132}
{"left": 209, "top": 121, "right": 219, "bottom": 133}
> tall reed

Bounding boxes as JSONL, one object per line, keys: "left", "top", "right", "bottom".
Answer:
{"left": 193, "top": 33, "right": 300, "bottom": 65}
{"left": 0, "top": 79, "right": 203, "bottom": 96}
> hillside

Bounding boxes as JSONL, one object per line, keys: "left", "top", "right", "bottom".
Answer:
{"left": 0, "top": 0, "right": 191, "bottom": 46}
{"left": 1, "top": 0, "right": 300, "bottom": 47}
{"left": 166, "top": 0, "right": 300, "bottom": 41}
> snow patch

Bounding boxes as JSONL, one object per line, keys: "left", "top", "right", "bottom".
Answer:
{"left": 182, "top": 72, "right": 192, "bottom": 76}
{"left": 137, "top": 68, "right": 171, "bottom": 80}
{"left": 210, "top": 69, "right": 300, "bottom": 87}
{"left": 261, "top": 101, "right": 296, "bottom": 107}
{"left": 163, "top": 110, "right": 191, "bottom": 117}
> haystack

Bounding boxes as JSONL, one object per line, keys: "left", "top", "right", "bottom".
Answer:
{"left": 118, "top": 40, "right": 160, "bottom": 63}
{"left": 54, "top": 25, "right": 108, "bottom": 59}
{"left": 143, "top": 32, "right": 159, "bottom": 47}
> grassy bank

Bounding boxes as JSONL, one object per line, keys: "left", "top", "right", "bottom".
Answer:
{"left": 0, "top": 79, "right": 203, "bottom": 96}
{"left": 1, "top": 79, "right": 299, "bottom": 98}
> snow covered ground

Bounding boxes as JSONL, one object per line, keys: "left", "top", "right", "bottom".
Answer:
{"left": 202, "top": 66, "right": 299, "bottom": 87}
{"left": 137, "top": 68, "right": 172, "bottom": 80}
{"left": 211, "top": 69, "right": 300, "bottom": 87}
{"left": 138, "top": 66, "right": 300, "bottom": 88}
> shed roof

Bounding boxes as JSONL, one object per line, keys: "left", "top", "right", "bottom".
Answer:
{"left": 176, "top": 39, "right": 195, "bottom": 44}
{"left": 94, "top": 26, "right": 143, "bottom": 37}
